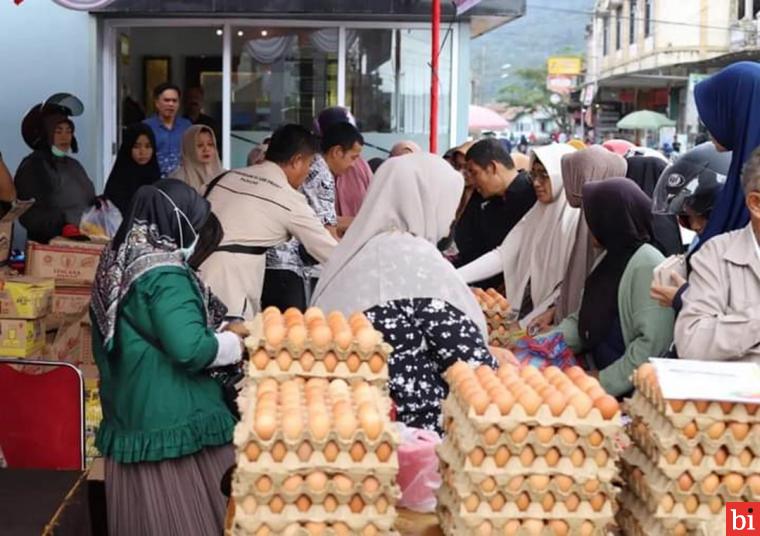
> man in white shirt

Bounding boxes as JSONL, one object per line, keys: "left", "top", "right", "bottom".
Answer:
{"left": 199, "top": 125, "right": 337, "bottom": 318}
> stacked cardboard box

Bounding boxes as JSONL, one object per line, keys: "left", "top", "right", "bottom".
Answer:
{"left": 618, "top": 364, "right": 760, "bottom": 535}
{"left": 0, "top": 276, "right": 54, "bottom": 357}
{"left": 438, "top": 363, "right": 623, "bottom": 535}
{"left": 228, "top": 307, "right": 400, "bottom": 535}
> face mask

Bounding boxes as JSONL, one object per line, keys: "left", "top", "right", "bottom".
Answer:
{"left": 51, "top": 146, "right": 68, "bottom": 158}
{"left": 157, "top": 189, "right": 199, "bottom": 261}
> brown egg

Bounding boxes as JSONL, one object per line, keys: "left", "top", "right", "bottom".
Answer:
{"left": 268, "top": 495, "right": 285, "bottom": 514}
{"left": 469, "top": 390, "right": 490, "bottom": 416}
{"left": 690, "top": 446, "right": 704, "bottom": 466}
{"left": 254, "top": 412, "right": 276, "bottom": 441}
{"left": 256, "top": 476, "right": 273, "bottom": 493}
{"left": 522, "top": 520, "right": 543, "bottom": 536}
{"left": 682, "top": 421, "right": 698, "bottom": 439}
{"left": 376, "top": 442, "right": 392, "bottom": 462}
{"left": 590, "top": 493, "right": 606, "bottom": 512}
{"left": 332, "top": 523, "right": 351, "bottom": 536}
{"left": 506, "top": 476, "right": 525, "bottom": 492}
{"left": 309, "top": 324, "right": 333, "bottom": 349}
{"left": 304, "top": 522, "right": 326, "bottom": 536}
{"left": 678, "top": 473, "right": 694, "bottom": 492}
{"left": 529, "top": 474, "right": 550, "bottom": 491}
{"left": 469, "top": 447, "right": 486, "bottom": 467}
{"left": 520, "top": 391, "right": 543, "bottom": 416}
{"left": 555, "top": 475, "right": 573, "bottom": 493}
{"left": 673, "top": 524, "right": 688, "bottom": 536}
{"left": 579, "top": 521, "right": 595, "bottom": 536}
{"left": 564, "top": 493, "right": 580, "bottom": 512}
{"left": 747, "top": 475, "right": 760, "bottom": 496}
{"left": 664, "top": 447, "right": 680, "bottom": 464}
{"left": 584, "top": 479, "right": 600, "bottom": 494}
{"left": 483, "top": 426, "right": 501, "bottom": 446}
{"left": 287, "top": 324, "right": 307, "bottom": 348}
{"left": 282, "top": 474, "right": 303, "bottom": 494}
{"left": 570, "top": 447, "right": 585, "bottom": 468}
{"left": 282, "top": 412, "right": 303, "bottom": 441}
{"left": 308, "top": 411, "right": 330, "bottom": 441}
{"left": 714, "top": 447, "right": 729, "bottom": 466}
{"left": 707, "top": 421, "right": 726, "bottom": 440}
{"left": 746, "top": 403, "right": 759, "bottom": 416}
{"left": 739, "top": 448, "right": 753, "bottom": 468}
{"left": 295, "top": 495, "right": 311, "bottom": 512}
{"left": 476, "top": 521, "right": 493, "bottom": 536}
{"left": 362, "top": 476, "right": 380, "bottom": 496}
{"left": 510, "top": 424, "right": 529, "bottom": 443}
{"left": 516, "top": 492, "right": 530, "bottom": 512}
{"left": 489, "top": 492, "right": 506, "bottom": 511}
{"left": 730, "top": 422, "right": 750, "bottom": 441}
{"left": 544, "top": 448, "right": 560, "bottom": 467}
{"left": 659, "top": 494, "right": 675, "bottom": 513}
{"left": 323, "top": 441, "right": 339, "bottom": 462}
{"left": 595, "top": 449, "right": 609, "bottom": 467}
{"left": 334, "top": 328, "right": 353, "bottom": 351}
{"left": 242, "top": 495, "right": 257, "bottom": 515}
{"left": 464, "top": 494, "right": 480, "bottom": 513}
{"left": 358, "top": 403, "right": 382, "bottom": 440}
{"left": 275, "top": 350, "right": 293, "bottom": 371}
{"left": 333, "top": 474, "right": 353, "bottom": 494}
{"left": 558, "top": 427, "right": 578, "bottom": 445}
{"left": 356, "top": 327, "right": 380, "bottom": 353}
{"left": 252, "top": 349, "right": 270, "bottom": 370}
{"left": 724, "top": 473, "right": 745, "bottom": 495}
{"left": 519, "top": 446, "right": 536, "bottom": 466}
{"left": 594, "top": 395, "right": 619, "bottom": 419}
{"left": 271, "top": 441, "right": 287, "bottom": 462}
{"left": 245, "top": 442, "right": 261, "bottom": 462}
{"left": 695, "top": 400, "right": 710, "bottom": 412}
{"left": 375, "top": 496, "right": 389, "bottom": 514}
{"left": 535, "top": 426, "right": 554, "bottom": 445}
{"left": 548, "top": 520, "right": 569, "bottom": 536}
{"left": 709, "top": 496, "right": 724, "bottom": 514}
{"left": 349, "top": 495, "right": 365, "bottom": 513}
{"left": 541, "top": 492, "right": 556, "bottom": 512}
{"left": 494, "top": 446, "right": 511, "bottom": 467}
{"left": 503, "top": 520, "right": 521, "bottom": 536}
{"left": 545, "top": 390, "right": 567, "bottom": 417}
{"left": 303, "top": 472, "right": 326, "bottom": 494}
{"left": 265, "top": 324, "right": 286, "bottom": 346}
{"left": 587, "top": 385, "right": 606, "bottom": 401}
{"left": 480, "top": 477, "right": 497, "bottom": 493}
{"left": 297, "top": 441, "right": 313, "bottom": 462}
{"left": 569, "top": 393, "right": 592, "bottom": 418}
{"left": 587, "top": 430, "right": 604, "bottom": 447}
{"left": 346, "top": 353, "right": 362, "bottom": 373}
{"left": 335, "top": 412, "right": 358, "bottom": 440}
{"left": 700, "top": 474, "right": 720, "bottom": 495}
{"left": 368, "top": 353, "right": 385, "bottom": 373}
{"left": 350, "top": 442, "right": 367, "bottom": 462}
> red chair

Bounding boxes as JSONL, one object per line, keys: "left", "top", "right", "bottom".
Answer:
{"left": 0, "top": 359, "right": 85, "bottom": 470}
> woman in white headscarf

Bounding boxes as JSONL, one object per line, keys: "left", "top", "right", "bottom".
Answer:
{"left": 172, "top": 125, "right": 224, "bottom": 192}
{"left": 457, "top": 144, "right": 579, "bottom": 327}
{"left": 312, "top": 153, "right": 499, "bottom": 433}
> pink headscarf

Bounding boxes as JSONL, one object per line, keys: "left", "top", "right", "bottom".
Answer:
{"left": 602, "top": 138, "right": 635, "bottom": 156}
{"left": 335, "top": 157, "right": 373, "bottom": 217}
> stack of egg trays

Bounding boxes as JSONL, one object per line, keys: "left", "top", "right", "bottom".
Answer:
{"left": 436, "top": 390, "right": 623, "bottom": 535}
{"left": 230, "top": 382, "right": 401, "bottom": 535}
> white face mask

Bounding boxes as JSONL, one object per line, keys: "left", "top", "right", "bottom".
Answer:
{"left": 157, "top": 189, "right": 199, "bottom": 261}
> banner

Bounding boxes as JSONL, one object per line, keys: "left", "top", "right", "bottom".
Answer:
{"left": 547, "top": 56, "right": 583, "bottom": 76}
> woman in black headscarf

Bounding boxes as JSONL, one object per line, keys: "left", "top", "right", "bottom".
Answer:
{"left": 625, "top": 155, "right": 683, "bottom": 255}
{"left": 15, "top": 111, "right": 96, "bottom": 243}
{"left": 554, "top": 178, "right": 674, "bottom": 396}
{"left": 104, "top": 123, "right": 161, "bottom": 215}
{"left": 91, "top": 179, "right": 247, "bottom": 536}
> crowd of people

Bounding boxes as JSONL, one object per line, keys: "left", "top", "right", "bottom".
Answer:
{"left": 2, "top": 61, "right": 760, "bottom": 535}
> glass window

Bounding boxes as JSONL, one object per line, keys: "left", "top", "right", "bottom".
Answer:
{"left": 603, "top": 16, "right": 609, "bottom": 55}
{"left": 616, "top": 7, "right": 622, "bottom": 50}
{"left": 629, "top": 0, "right": 637, "bottom": 44}
{"left": 230, "top": 27, "right": 338, "bottom": 168}
{"left": 115, "top": 27, "right": 224, "bottom": 153}
{"left": 346, "top": 28, "right": 452, "bottom": 157}
{"left": 644, "top": 0, "right": 652, "bottom": 37}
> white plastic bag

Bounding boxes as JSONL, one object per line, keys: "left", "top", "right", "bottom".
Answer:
{"left": 79, "top": 200, "right": 122, "bottom": 239}
{"left": 396, "top": 423, "right": 442, "bottom": 512}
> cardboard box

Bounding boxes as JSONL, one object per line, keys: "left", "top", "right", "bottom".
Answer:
{"left": 26, "top": 239, "right": 105, "bottom": 286}
{"left": 0, "top": 200, "right": 34, "bottom": 266}
{"left": 0, "top": 276, "right": 54, "bottom": 319}
{"left": 45, "top": 312, "right": 93, "bottom": 366}
{"left": 52, "top": 286, "right": 92, "bottom": 316}
{"left": 0, "top": 317, "right": 45, "bottom": 357}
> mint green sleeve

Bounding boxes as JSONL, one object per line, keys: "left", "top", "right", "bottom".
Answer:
{"left": 147, "top": 271, "right": 219, "bottom": 374}
{"left": 553, "top": 312, "right": 584, "bottom": 353}
{"left": 600, "top": 262, "right": 675, "bottom": 396}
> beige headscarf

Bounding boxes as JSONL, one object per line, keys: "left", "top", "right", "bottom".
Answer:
{"left": 499, "top": 144, "right": 579, "bottom": 326}
{"left": 510, "top": 152, "right": 531, "bottom": 172}
{"left": 390, "top": 140, "right": 423, "bottom": 157}
{"left": 172, "top": 125, "right": 224, "bottom": 192}
{"left": 555, "top": 145, "right": 628, "bottom": 320}
{"left": 312, "top": 153, "right": 488, "bottom": 337}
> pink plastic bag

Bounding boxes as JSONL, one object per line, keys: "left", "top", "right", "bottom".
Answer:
{"left": 396, "top": 424, "right": 442, "bottom": 512}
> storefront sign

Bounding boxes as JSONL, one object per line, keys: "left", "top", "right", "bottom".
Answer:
{"left": 547, "top": 56, "right": 583, "bottom": 76}
{"left": 546, "top": 75, "right": 574, "bottom": 95}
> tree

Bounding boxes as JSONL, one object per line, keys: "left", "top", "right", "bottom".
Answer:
{"left": 498, "top": 66, "right": 574, "bottom": 132}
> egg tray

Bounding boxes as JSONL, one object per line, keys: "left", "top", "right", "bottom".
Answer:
{"left": 245, "top": 331, "right": 392, "bottom": 361}
{"left": 437, "top": 504, "right": 611, "bottom": 536}
{"left": 442, "top": 393, "right": 622, "bottom": 442}
{"left": 633, "top": 371, "right": 760, "bottom": 424}
{"left": 247, "top": 359, "right": 389, "bottom": 387}
{"left": 615, "top": 491, "right": 706, "bottom": 536}
{"left": 444, "top": 402, "right": 616, "bottom": 458}
{"left": 436, "top": 482, "right": 616, "bottom": 524}
{"left": 231, "top": 505, "right": 398, "bottom": 534}
{"left": 231, "top": 489, "right": 398, "bottom": 520}
{"left": 439, "top": 458, "right": 620, "bottom": 505}
{"left": 628, "top": 416, "right": 760, "bottom": 480}
{"left": 229, "top": 522, "right": 400, "bottom": 536}
{"left": 231, "top": 469, "right": 400, "bottom": 505}
{"left": 622, "top": 445, "right": 758, "bottom": 505}
{"left": 438, "top": 428, "right": 619, "bottom": 483}
{"left": 627, "top": 392, "right": 760, "bottom": 455}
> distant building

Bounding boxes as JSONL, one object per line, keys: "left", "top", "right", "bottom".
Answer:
{"left": 584, "top": 0, "right": 760, "bottom": 143}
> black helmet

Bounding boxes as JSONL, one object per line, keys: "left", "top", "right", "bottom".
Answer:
{"left": 652, "top": 142, "right": 731, "bottom": 216}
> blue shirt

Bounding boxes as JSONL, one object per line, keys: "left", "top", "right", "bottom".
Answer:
{"left": 143, "top": 115, "right": 192, "bottom": 178}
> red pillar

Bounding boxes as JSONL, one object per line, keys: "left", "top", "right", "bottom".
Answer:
{"left": 430, "top": 0, "right": 441, "bottom": 153}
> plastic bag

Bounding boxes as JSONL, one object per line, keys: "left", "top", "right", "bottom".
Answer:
{"left": 512, "top": 332, "right": 578, "bottom": 370}
{"left": 396, "top": 423, "right": 442, "bottom": 512}
{"left": 79, "top": 200, "right": 122, "bottom": 239}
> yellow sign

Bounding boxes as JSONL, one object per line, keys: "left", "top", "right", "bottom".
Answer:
{"left": 547, "top": 56, "right": 583, "bottom": 76}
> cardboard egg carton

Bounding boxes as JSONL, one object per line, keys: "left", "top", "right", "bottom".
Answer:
{"left": 622, "top": 445, "right": 757, "bottom": 506}
{"left": 247, "top": 356, "right": 389, "bottom": 387}
{"left": 629, "top": 415, "right": 760, "bottom": 479}
{"left": 436, "top": 482, "right": 616, "bottom": 524}
{"left": 628, "top": 392, "right": 760, "bottom": 455}
{"left": 438, "top": 427, "right": 619, "bottom": 482}
{"left": 632, "top": 370, "right": 759, "bottom": 425}
{"left": 230, "top": 524, "right": 399, "bottom": 536}
{"left": 444, "top": 398, "right": 617, "bottom": 457}
{"left": 442, "top": 393, "right": 622, "bottom": 437}
{"left": 231, "top": 503, "right": 397, "bottom": 534}
{"left": 471, "top": 288, "right": 511, "bottom": 313}
{"left": 616, "top": 489, "right": 707, "bottom": 536}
